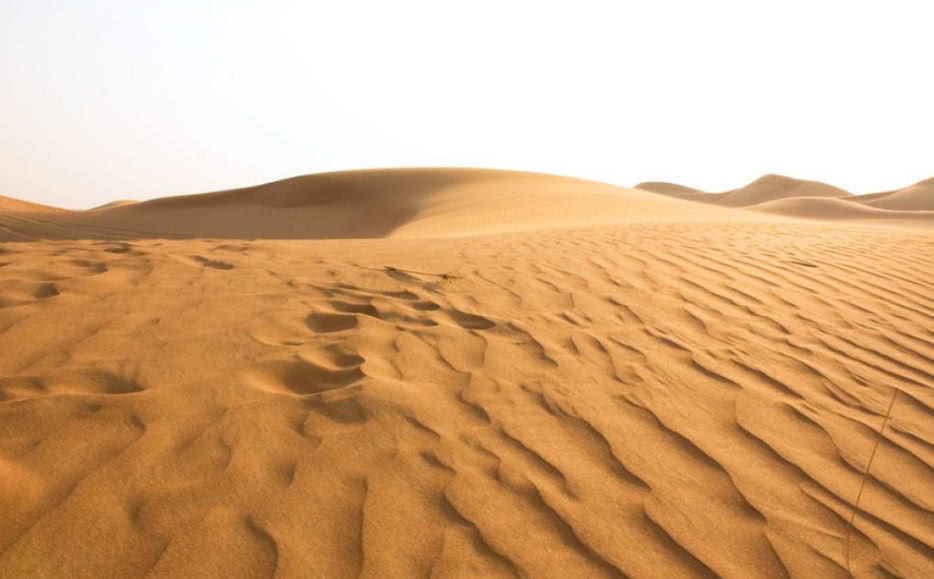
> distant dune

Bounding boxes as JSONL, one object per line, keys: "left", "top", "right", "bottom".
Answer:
{"left": 718, "top": 174, "right": 851, "bottom": 207}
{"left": 89, "top": 200, "right": 139, "bottom": 211}
{"left": 750, "top": 196, "right": 934, "bottom": 222}
{"left": 624, "top": 181, "right": 701, "bottom": 198}
{"left": 856, "top": 177, "right": 934, "bottom": 211}
{"left": 4, "top": 169, "right": 933, "bottom": 243}
{"left": 0, "top": 168, "right": 932, "bottom": 578}
{"left": 636, "top": 174, "right": 851, "bottom": 206}
{"left": 0, "top": 168, "right": 780, "bottom": 241}
{"left": 0, "top": 194, "right": 66, "bottom": 214}
{"left": 636, "top": 173, "right": 933, "bottom": 228}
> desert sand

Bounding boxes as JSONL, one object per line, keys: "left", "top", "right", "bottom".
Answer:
{"left": 636, "top": 174, "right": 934, "bottom": 229}
{"left": 0, "top": 169, "right": 932, "bottom": 578}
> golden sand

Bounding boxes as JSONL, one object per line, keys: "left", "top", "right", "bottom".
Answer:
{"left": 1, "top": 169, "right": 932, "bottom": 577}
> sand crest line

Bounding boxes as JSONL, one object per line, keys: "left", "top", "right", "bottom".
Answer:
{"left": 844, "top": 387, "right": 900, "bottom": 575}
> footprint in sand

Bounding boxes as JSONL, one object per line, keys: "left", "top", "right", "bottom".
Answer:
{"left": 191, "top": 255, "right": 234, "bottom": 270}
{"left": 446, "top": 308, "right": 495, "bottom": 330}
{"left": 245, "top": 351, "right": 366, "bottom": 397}
{"left": 33, "top": 283, "right": 60, "bottom": 299}
{"left": 0, "top": 369, "right": 143, "bottom": 401}
{"left": 305, "top": 312, "right": 358, "bottom": 333}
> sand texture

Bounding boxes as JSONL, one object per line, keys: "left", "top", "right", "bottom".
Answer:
{"left": 0, "top": 169, "right": 932, "bottom": 578}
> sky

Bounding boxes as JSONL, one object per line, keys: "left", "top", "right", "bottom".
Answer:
{"left": 2, "top": 0, "right": 932, "bottom": 209}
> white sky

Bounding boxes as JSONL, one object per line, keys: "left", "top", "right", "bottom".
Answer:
{"left": 2, "top": 0, "right": 932, "bottom": 209}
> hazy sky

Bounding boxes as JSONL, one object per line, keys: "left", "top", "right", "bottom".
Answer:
{"left": 2, "top": 1, "right": 932, "bottom": 208}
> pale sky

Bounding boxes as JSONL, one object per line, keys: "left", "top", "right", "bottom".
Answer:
{"left": 2, "top": 0, "right": 932, "bottom": 209}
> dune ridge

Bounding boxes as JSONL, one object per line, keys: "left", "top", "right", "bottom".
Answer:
{"left": 5, "top": 169, "right": 932, "bottom": 242}
{"left": 0, "top": 195, "right": 66, "bottom": 214}
{"left": 749, "top": 197, "right": 934, "bottom": 223}
{"left": 2, "top": 168, "right": 783, "bottom": 242}
{"left": 636, "top": 174, "right": 934, "bottom": 227}
{"left": 860, "top": 178, "right": 934, "bottom": 211}
{"left": 0, "top": 169, "right": 932, "bottom": 578}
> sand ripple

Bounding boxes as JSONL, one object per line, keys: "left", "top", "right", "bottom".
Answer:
{"left": 0, "top": 223, "right": 932, "bottom": 577}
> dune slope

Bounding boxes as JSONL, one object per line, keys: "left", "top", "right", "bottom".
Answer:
{"left": 0, "top": 195, "right": 66, "bottom": 214}
{"left": 0, "top": 169, "right": 773, "bottom": 242}
{"left": 636, "top": 175, "right": 933, "bottom": 228}
{"left": 717, "top": 175, "right": 851, "bottom": 207}
{"left": 636, "top": 174, "right": 851, "bottom": 207}
{"left": 854, "top": 178, "right": 934, "bottom": 211}
{"left": 748, "top": 197, "right": 934, "bottom": 224}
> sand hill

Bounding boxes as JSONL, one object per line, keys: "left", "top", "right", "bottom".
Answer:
{"left": 0, "top": 168, "right": 932, "bottom": 578}
{"left": 0, "top": 194, "right": 66, "bottom": 214}
{"left": 0, "top": 169, "right": 781, "bottom": 242}
{"left": 856, "top": 177, "right": 934, "bottom": 211}
{"left": 636, "top": 174, "right": 851, "bottom": 207}
{"left": 636, "top": 174, "right": 934, "bottom": 228}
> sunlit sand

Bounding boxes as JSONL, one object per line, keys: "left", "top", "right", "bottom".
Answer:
{"left": 1, "top": 169, "right": 932, "bottom": 577}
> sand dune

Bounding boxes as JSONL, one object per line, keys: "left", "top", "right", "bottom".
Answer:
{"left": 0, "top": 169, "right": 782, "bottom": 242}
{"left": 89, "top": 200, "right": 139, "bottom": 211}
{"left": 623, "top": 181, "right": 702, "bottom": 199}
{"left": 0, "top": 195, "right": 66, "bottom": 214}
{"left": 854, "top": 178, "right": 934, "bottom": 211}
{"left": 716, "top": 175, "right": 851, "bottom": 207}
{"left": 749, "top": 197, "right": 934, "bottom": 224}
{"left": 636, "top": 175, "right": 851, "bottom": 207}
{"left": 0, "top": 169, "right": 932, "bottom": 578}
{"left": 635, "top": 174, "right": 933, "bottom": 228}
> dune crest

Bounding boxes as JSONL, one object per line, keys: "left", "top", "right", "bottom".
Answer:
{"left": 0, "top": 195, "right": 66, "bottom": 214}
{"left": 720, "top": 174, "right": 851, "bottom": 207}
{"left": 857, "top": 178, "right": 934, "bottom": 211}
{"left": 750, "top": 196, "right": 934, "bottom": 222}
{"left": 637, "top": 174, "right": 933, "bottom": 227}
{"left": 1, "top": 168, "right": 781, "bottom": 242}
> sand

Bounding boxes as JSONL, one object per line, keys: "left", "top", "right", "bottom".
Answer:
{"left": 636, "top": 174, "right": 934, "bottom": 229}
{"left": 0, "top": 169, "right": 932, "bottom": 578}
{"left": 0, "top": 195, "right": 66, "bottom": 215}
